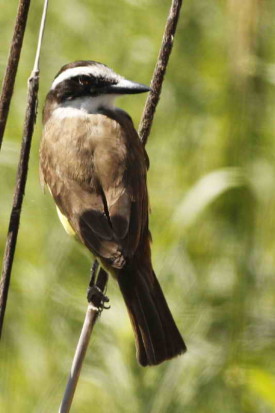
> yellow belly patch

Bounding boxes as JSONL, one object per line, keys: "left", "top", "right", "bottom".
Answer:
{"left": 56, "top": 206, "right": 77, "bottom": 238}
{"left": 46, "top": 185, "right": 75, "bottom": 237}
{"left": 49, "top": 186, "right": 114, "bottom": 276}
{"left": 56, "top": 203, "right": 115, "bottom": 277}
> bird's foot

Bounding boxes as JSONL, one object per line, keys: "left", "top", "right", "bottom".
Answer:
{"left": 87, "top": 285, "right": 110, "bottom": 313}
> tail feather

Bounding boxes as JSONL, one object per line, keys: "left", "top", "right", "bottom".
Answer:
{"left": 117, "top": 264, "right": 186, "bottom": 366}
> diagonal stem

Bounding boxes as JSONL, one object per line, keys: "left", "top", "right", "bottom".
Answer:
{"left": 139, "top": 0, "right": 183, "bottom": 146}
{"left": 59, "top": 266, "right": 108, "bottom": 413}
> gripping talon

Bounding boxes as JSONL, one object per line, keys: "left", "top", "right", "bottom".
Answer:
{"left": 87, "top": 285, "right": 110, "bottom": 313}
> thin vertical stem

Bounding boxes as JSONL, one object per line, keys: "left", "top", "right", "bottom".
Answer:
{"left": 0, "top": 0, "right": 31, "bottom": 150}
{"left": 0, "top": 0, "right": 49, "bottom": 338}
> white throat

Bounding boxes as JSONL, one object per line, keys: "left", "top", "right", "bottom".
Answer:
{"left": 53, "top": 95, "right": 116, "bottom": 119}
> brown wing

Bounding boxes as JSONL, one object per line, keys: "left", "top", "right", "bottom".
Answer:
{"left": 40, "top": 108, "right": 148, "bottom": 269}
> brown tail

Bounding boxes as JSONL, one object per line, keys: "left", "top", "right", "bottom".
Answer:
{"left": 117, "top": 261, "right": 186, "bottom": 366}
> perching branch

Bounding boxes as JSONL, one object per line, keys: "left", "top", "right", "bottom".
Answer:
{"left": 0, "top": 0, "right": 49, "bottom": 338}
{"left": 0, "top": 0, "right": 31, "bottom": 151}
{"left": 139, "top": 0, "right": 183, "bottom": 146}
{"left": 59, "top": 266, "right": 108, "bottom": 413}
{"left": 59, "top": 1, "right": 183, "bottom": 411}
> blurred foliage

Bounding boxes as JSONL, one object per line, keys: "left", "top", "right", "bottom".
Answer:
{"left": 1, "top": 0, "right": 275, "bottom": 412}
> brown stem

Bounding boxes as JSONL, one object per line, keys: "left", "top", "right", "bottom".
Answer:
{"left": 0, "top": 0, "right": 31, "bottom": 150}
{"left": 0, "top": 73, "right": 39, "bottom": 337}
{"left": 139, "top": 0, "right": 183, "bottom": 146}
{"left": 0, "top": 0, "right": 49, "bottom": 337}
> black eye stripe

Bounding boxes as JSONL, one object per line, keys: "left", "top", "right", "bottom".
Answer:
{"left": 54, "top": 73, "right": 119, "bottom": 102}
{"left": 78, "top": 75, "right": 91, "bottom": 85}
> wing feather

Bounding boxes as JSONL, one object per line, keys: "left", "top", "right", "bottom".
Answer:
{"left": 40, "top": 108, "right": 148, "bottom": 269}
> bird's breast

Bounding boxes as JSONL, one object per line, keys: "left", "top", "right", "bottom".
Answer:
{"left": 41, "top": 112, "right": 128, "bottom": 187}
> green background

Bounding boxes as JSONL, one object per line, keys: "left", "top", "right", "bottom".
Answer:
{"left": 1, "top": 0, "right": 275, "bottom": 412}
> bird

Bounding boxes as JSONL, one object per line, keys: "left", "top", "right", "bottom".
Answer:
{"left": 39, "top": 60, "right": 186, "bottom": 366}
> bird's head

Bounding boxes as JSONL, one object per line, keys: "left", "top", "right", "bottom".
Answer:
{"left": 49, "top": 60, "right": 150, "bottom": 103}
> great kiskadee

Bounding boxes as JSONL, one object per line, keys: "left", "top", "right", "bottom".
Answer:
{"left": 39, "top": 60, "right": 186, "bottom": 366}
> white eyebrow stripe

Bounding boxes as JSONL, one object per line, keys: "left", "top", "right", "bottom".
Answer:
{"left": 51, "top": 65, "right": 120, "bottom": 90}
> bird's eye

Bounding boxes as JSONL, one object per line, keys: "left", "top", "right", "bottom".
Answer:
{"left": 78, "top": 76, "right": 90, "bottom": 86}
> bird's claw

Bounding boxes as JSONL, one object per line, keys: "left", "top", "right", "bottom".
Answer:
{"left": 87, "top": 285, "right": 111, "bottom": 313}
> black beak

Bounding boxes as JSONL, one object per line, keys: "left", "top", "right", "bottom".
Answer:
{"left": 106, "top": 78, "right": 151, "bottom": 95}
